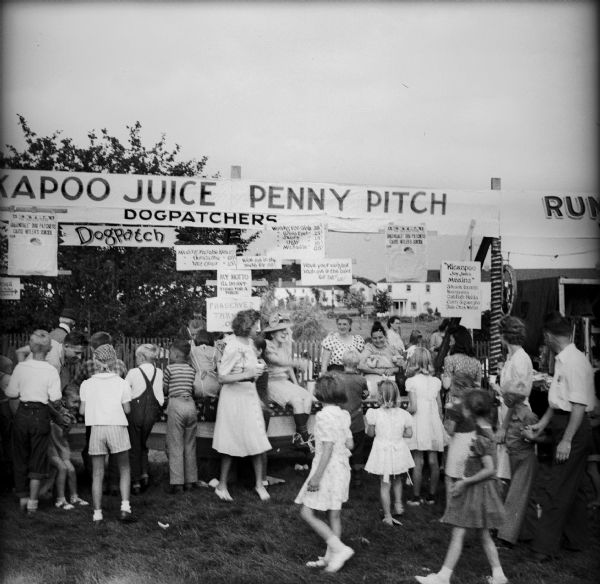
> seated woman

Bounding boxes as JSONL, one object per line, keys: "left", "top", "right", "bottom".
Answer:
{"left": 358, "top": 322, "right": 402, "bottom": 399}
{"left": 262, "top": 314, "right": 316, "bottom": 448}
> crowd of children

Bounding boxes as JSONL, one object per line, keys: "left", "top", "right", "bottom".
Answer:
{"left": 1, "top": 311, "right": 598, "bottom": 583}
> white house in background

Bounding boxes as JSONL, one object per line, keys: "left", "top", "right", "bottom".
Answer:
{"left": 377, "top": 271, "right": 491, "bottom": 317}
{"left": 272, "top": 276, "right": 377, "bottom": 309}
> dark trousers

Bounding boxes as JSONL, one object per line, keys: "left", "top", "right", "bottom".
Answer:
{"left": 128, "top": 408, "right": 156, "bottom": 483}
{"left": 532, "top": 413, "right": 591, "bottom": 555}
{"left": 12, "top": 402, "right": 50, "bottom": 498}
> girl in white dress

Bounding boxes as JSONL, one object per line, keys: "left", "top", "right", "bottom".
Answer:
{"left": 295, "top": 374, "right": 355, "bottom": 573}
{"left": 405, "top": 347, "right": 446, "bottom": 505}
{"left": 365, "top": 379, "right": 414, "bottom": 525}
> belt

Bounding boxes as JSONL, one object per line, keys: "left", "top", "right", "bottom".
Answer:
{"left": 20, "top": 401, "right": 48, "bottom": 408}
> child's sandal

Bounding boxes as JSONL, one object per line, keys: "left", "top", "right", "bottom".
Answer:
{"left": 306, "top": 557, "right": 327, "bottom": 568}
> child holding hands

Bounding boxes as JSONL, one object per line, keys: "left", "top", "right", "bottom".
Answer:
{"left": 415, "top": 390, "right": 507, "bottom": 584}
{"left": 364, "top": 378, "right": 414, "bottom": 525}
{"left": 295, "top": 374, "right": 355, "bottom": 573}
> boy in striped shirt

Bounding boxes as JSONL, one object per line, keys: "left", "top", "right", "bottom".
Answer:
{"left": 163, "top": 340, "right": 198, "bottom": 493}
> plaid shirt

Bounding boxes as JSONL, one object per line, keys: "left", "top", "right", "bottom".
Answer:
{"left": 72, "top": 358, "right": 128, "bottom": 386}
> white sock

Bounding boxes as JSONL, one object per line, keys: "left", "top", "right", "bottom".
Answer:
{"left": 27, "top": 499, "right": 38, "bottom": 511}
{"left": 93, "top": 509, "right": 103, "bottom": 521}
{"left": 120, "top": 500, "right": 131, "bottom": 512}
{"left": 492, "top": 566, "right": 506, "bottom": 580}
{"left": 326, "top": 535, "right": 344, "bottom": 553}
{"left": 437, "top": 566, "right": 452, "bottom": 581}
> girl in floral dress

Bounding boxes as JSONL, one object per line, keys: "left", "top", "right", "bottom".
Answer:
{"left": 415, "top": 390, "right": 507, "bottom": 584}
{"left": 295, "top": 374, "right": 355, "bottom": 573}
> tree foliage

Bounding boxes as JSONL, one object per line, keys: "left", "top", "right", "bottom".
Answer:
{"left": 373, "top": 289, "right": 392, "bottom": 314}
{"left": 0, "top": 116, "right": 256, "bottom": 335}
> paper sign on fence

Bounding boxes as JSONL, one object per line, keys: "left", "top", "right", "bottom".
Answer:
{"left": 175, "top": 245, "right": 237, "bottom": 271}
{"left": 8, "top": 212, "right": 58, "bottom": 276}
{"left": 206, "top": 297, "right": 262, "bottom": 332}
{"left": 217, "top": 269, "right": 252, "bottom": 297}
{"left": 301, "top": 258, "right": 353, "bottom": 286}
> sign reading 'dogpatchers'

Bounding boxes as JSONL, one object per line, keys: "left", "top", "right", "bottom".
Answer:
{"left": 175, "top": 245, "right": 237, "bottom": 271}
{"left": 8, "top": 212, "right": 58, "bottom": 276}
{"left": 385, "top": 223, "right": 428, "bottom": 282}
{"left": 267, "top": 222, "right": 325, "bottom": 260}
{"left": 206, "top": 296, "right": 262, "bottom": 332}
{"left": 301, "top": 258, "right": 353, "bottom": 286}
{"left": 0, "top": 277, "right": 21, "bottom": 300}
{"left": 441, "top": 260, "right": 481, "bottom": 328}
{"left": 217, "top": 269, "right": 252, "bottom": 297}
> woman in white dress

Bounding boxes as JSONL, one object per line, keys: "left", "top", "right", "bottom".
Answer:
{"left": 212, "top": 309, "right": 271, "bottom": 502}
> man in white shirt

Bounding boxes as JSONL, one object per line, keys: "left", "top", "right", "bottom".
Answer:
{"left": 525, "top": 312, "right": 594, "bottom": 562}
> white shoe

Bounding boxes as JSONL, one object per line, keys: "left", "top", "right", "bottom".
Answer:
{"left": 55, "top": 499, "right": 75, "bottom": 510}
{"left": 306, "top": 556, "right": 327, "bottom": 568}
{"left": 415, "top": 574, "right": 448, "bottom": 584}
{"left": 486, "top": 577, "right": 508, "bottom": 584}
{"left": 70, "top": 495, "right": 89, "bottom": 506}
{"left": 324, "top": 545, "right": 354, "bottom": 573}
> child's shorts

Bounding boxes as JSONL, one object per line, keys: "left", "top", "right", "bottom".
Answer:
{"left": 89, "top": 425, "right": 131, "bottom": 455}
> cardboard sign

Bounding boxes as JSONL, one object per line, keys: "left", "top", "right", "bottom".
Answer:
{"left": 206, "top": 296, "right": 261, "bottom": 332}
{"left": 217, "top": 269, "right": 252, "bottom": 297}
{"left": 60, "top": 224, "right": 177, "bottom": 247}
{"left": 441, "top": 260, "right": 481, "bottom": 328}
{"left": 385, "top": 223, "right": 428, "bottom": 282}
{"left": 175, "top": 245, "right": 237, "bottom": 271}
{"left": 267, "top": 223, "right": 325, "bottom": 260}
{"left": 301, "top": 258, "right": 353, "bottom": 286}
{"left": 236, "top": 255, "right": 282, "bottom": 270}
{"left": 0, "top": 277, "right": 20, "bottom": 300}
{"left": 7, "top": 212, "right": 58, "bottom": 276}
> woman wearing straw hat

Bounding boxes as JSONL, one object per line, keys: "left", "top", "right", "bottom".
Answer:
{"left": 263, "top": 314, "right": 316, "bottom": 450}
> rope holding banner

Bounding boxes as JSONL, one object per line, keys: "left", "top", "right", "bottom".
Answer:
{"left": 489, "top": 237, "right": 503, "bottom": 374}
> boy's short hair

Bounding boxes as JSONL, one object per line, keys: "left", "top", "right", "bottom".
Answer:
{"left": 29, "top": 329, "right": 51, "bottom": 354}
{"left": 90, "top": 331, "right": 112, "bottom": 349}
{"left": 64, "top": 331, "right": 88, "bottom": 347}
{"left": 342, "top": 349, "right": 360, "bottom": 369}
{"left": 315, "top": 373, "right": 347, "bottom": 404}
{"left": 170, "top": 339, "right": 191, "bottom": 358}
{"left": 136, "top": 343, "right": 159, "bottom": 362}
{"left": 543, "top": 311, "right": 572, "bottom": 337}
{"left": 463, "top": 389, "right": 493, "bottom": 418}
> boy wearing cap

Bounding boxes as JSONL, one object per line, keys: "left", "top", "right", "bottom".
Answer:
{"left": 50, "top": 308, "right": 77, "bottom": 344}
{"left": 5, "top": 330, "right": 62, "bottom": 514}
{"left": 79, "top": 344, "right": 134, "bottom": 523}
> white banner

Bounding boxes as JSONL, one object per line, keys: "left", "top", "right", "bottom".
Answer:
{"left": 7, "top": 212, "right": 58, "bottom": 276}
{"left": 217, "top": 269, "right": 252, "bottom": 297}
{"left": 206, "top": 296, "right": 261, "bottom": 332}
{"left": 385, "top": 223, "right": 428, "bottom": 282}
{"left": 301, "top": 258, "right": 353, "bottom": 286}
{"left": 266, "top": 223, "right": 326, "bottom": 260}
{"left": 175, "top": 245, "right": 237, "bottom": 271}
{"left": 441, "top": 260, "right": 481, "bottom": 328}
{"left": 59, "top": 224, "right": 177, "bottom": 247}
{"left": 236, "top": 255, "right": 282, "bottom": 270}
{"left": 0, "top": 276, "right": 20, "bottom": 300}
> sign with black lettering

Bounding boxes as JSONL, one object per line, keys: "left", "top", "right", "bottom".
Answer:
{"left": 385, "top": 223, "right": 428, "bottom": 282}
{"left": 236, "top": 255, "right": 282, "bottom": 270}
{"left": 0, "top": 276, "right": 20, "bottom": 300}
{"left": 217, "top": 269, "right": 252, "bottom": 297}
{"left": 301, "top": 259, "right": 353, "bottom": 286}
{"left": 441, "top": 260, "right": 481, "bottom": 328}
{"left": 59, "top": 224, "right": 177, "bottom": 247}
{"left": 7, "top": 212, "right": 58, "bottom": 276}
{"left": 175, "top": 245, "right": 237, "bottom": 271}
{"left": 267, "top": 223, "right": 325, "bottom": 260}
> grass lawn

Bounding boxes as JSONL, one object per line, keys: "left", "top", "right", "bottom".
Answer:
{"left": 1, "top": 452, "right": 598, "bottom": 584}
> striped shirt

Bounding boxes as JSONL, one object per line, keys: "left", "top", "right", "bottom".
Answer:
{"left": 163, "top": 363, "right": 196, "bottom": 399}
